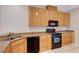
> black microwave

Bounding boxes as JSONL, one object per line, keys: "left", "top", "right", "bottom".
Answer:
{"left": 48, "top": 20, "right": 58, "bottom": 27}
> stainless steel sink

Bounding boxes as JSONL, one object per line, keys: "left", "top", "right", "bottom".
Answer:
{"left": 0, "top": 33, "right": 22, "bottom": 41}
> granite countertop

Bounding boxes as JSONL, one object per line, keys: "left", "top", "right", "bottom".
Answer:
{"left": 0, "top": 30, "right": 74, "bottom": 53}
{"left": 57, "top": 30, "right": 74, "bottom": 32}
{"left": 0, "top": 30, "right": 74, "bottom": 41}
{"left": 0, "top": 30, "right": 74, "bottom": 38}
{"left": 56, "top": 30, "right": 74, "bottom": 33}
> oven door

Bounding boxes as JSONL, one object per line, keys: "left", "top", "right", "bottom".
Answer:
{"left": 54, "top": 37, "right": 61, "bottom": 43}
{"left": 52, "top": 33, "right": 61, "bottom": 49}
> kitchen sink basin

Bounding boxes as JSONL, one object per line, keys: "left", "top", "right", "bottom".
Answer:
{"left": 0, "top": 34, "right": 22, "bottom": 41}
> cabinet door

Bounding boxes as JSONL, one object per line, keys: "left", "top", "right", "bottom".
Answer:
{"left": 46, "top": 34, "right": 52, "bottom": 50}
{"left": 11, "top": 42, "right": 26, "bottom": 53}
{"left": 48, "top": 10, "right": 58, "bottom": 20}
{"left": 11, "top": 38, "right": 27, "bottom": 53}
{"left": 40, "top": 35, "right": 47, "bottom": 52}
{"left": 29, "top": 6, "right": 40, "bottom": 26}
{"left": 29, "top": 6, "right": 34, "bottom": 26}
{"left": 62, "top": 33, "right": 71, "bottom": 46}
{"left": 57, "top": 11, "right": 63, "bottom": 26}
{"left": 58, "top": 12, "right": 70, "bottom": 26}
{"left": 39, "top": 9, "right": 48, "bottom": 26}
{"left": 63, "top": 13, "right": 70, "bottom": 26}
{"left": 69, "top": 32, "right": 74, "bottom": 43}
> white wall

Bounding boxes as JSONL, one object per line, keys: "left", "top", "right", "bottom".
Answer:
{"left": 0, "top": 5, "right": 29, "bottom": 34}
{"left": 0, "top": 5, "right": 69, "bottom": 34}
{"left": 0, "top": 7, "right": 1, "bottom": 31}
{"left": 0, "top": 6, "right": 2, "bottom": 32}
{"left": 69, "top": 8, "right": 79, "bottom": 47}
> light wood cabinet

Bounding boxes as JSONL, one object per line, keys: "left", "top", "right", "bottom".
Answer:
{"left": 63, "top": 13, "right": 70, "bottom": 26}
{"left": 3, "top": 32, "right": 74, "bottom": 53}
{"left": 29, "top": 6, "right": 40, "bottom": 26}
{"left": 57, "top": 11, "right": 63, "bottom": 26}
{"left": 69, "top": 32, "right": 74, "bottom": 43}
{"left": 39, "top": 9, "right": 48, "bottom": 26}
{"left": 29, "top": 6, "right": 70, "bottom": 27}
{"left": 46, "top": 34, "right": 52, "bottom": 50}
{"left": 29, "top": 6, "right": 48, "bottom": 26}
{"left": 58, "top": 11, "right": 70, "bottom": 26}
{"left": 62, "top": 32, "right": 71, "bottom": 46}
{"left": 40, "top": 34, "right": 52, "bottom": 52}
{"left": 11, "top": 42, "right": 26, "bottom": 53}
{"left": 40, "top": 35, "right": 47, "bottom": 52}
{"left": 47, "top": 5, "right": 57, "bottom": 11}
{"left": 4, "top": 37, "right": 27, "bottom": 53}
{"left": 62, "top": 32, "right": 74, "bottom": 46}
{"left": 11, "top": 38, "right": 27, "bottom": 53}
{"left": 48, "top": 10, "right": 58, "bottom": 20}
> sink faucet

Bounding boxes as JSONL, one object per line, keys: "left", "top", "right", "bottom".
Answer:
{"left": 8, "top": 32, "right": 14, "bottom": 37}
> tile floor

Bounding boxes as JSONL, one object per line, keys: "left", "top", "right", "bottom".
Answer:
{"left": 42, "top": 44, "right": 79, "bottom": 53}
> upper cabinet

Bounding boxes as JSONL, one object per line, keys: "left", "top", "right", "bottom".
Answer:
{"left": 46, "top": 5, "right": 58, "bottom": 21}
{"left": 39, "top": 9, "right": 48, "bottom": 26}
{"left": 48, "top": 10, "right": 58, "bottom": 21}
{"left": 29, "top": 6, "right": 48, "bottom": 26}
{"left": 29, "top": 6, "right": 70, "bottom": 27}
{"left": 58, "top": 11, "right": 70, "bottom": 27}
{"left": 63, "top": 13, "right": 70, "bottom": 26}
{"left": 29, "top": 6, "right": 40, "bottom": 26}
{"left": 47, "top": 5, "right": 57, "bottom": 11}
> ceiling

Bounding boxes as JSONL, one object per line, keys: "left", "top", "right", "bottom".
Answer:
{"left": 32, "top": 5, "right": 79, "bottom": 12}
{"left": 56, "top": 5, "right": 79, "bottom": 12}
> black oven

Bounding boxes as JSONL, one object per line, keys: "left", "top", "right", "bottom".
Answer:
{"left": 52, "top": 33, "right": 62, "bottom": 49}
{"left": 48, "top": 20, "right": 58, "bottom": 27}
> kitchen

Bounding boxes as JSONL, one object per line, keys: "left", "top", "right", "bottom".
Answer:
{"left": 0, "top": 5, "right": 79, "bottom": 53}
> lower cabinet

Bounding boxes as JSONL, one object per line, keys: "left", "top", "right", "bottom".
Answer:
{"left": 70, "top": 32, "right": 74, "bottom": 43}
{"left": 46, "top": 34, "right": 52, "bottom": 50}
{"left": 62, "top": 32, "right": 74, "bottom": 46}
{"left": 4, "top": 32, "right": 74, "bottom": 53}
{"left": 40, "top": 35, "right": 47, "bottom": 52}
{"left": 11, "top": 42, "right": 26, "bottom": 53}
{"left": 27, "top": 34, "right": 52, "bottom": 52}
{"left": 11, "top": 38, "right": 27, "bottom": 53}
{"left": 4, "top": 37, "right": 27, "bottom": 53}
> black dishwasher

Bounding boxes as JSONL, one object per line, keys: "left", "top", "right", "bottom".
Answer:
{"left": 27, "top": 36, "right": 39, "bottom": 53}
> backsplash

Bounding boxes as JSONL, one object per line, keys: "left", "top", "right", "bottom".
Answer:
{"left": 0, "top": 26, "right": 70, "bottom": 36}
{"left": 29, "top": 27, "right": 46, "bottom": 32}
{"left": 29, "top": 26, "right": 70, "bottom": 32}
